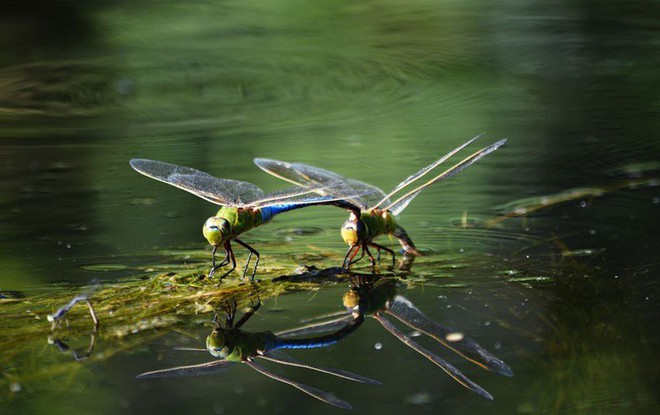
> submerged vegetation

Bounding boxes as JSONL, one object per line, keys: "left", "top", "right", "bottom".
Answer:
{"left": 0, "top": 263, "right": 327, "bottom": 398}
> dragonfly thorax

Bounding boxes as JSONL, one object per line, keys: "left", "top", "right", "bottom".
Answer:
{"left": 203, "top": 216, "right": 231, "bottom": 246}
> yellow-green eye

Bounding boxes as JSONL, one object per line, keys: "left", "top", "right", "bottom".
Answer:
{"left": 341, "top": 218, "right": 367, "bottom": 246}
{"left": 203, "top": 217, "right": 230, "bottom": 246}
{"left": 206, "top": 329, "right": 233, "bottom": 358}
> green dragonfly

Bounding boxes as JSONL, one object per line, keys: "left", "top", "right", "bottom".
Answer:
{"left": 282, "top": 275, "right": 513, "bottom": 400}
{"left": 130, "top": 159, "right": 361, "bottom": 280}
{"left": 137, "top": 301, "right": 379, "bottom": 409}
{"left": 254, "top": 134, "right": 506, "bottom": 269}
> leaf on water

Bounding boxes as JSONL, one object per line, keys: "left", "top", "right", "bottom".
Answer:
{"left": 80, "top": 264, "right": 130, "bottom": 272}
{"left": 561, "top": 249, "right": 605, "bottom": 257}
{"left": 507, "top": 276, "right": 553, "bottom": 283}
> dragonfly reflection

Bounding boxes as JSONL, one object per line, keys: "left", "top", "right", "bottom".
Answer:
{"left": 282, "top": 276, "right": 513, "bottom": 400}
{"left": 137, "top": 300, "right": 379, "bottom": 409}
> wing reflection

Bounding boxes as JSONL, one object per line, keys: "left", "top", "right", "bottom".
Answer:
{"left": 282, "top": 275, "right": 513, "bottom": 400}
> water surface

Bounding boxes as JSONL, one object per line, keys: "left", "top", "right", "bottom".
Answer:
{"left": 1, "top": 1, "right": 658, "bottom": 414}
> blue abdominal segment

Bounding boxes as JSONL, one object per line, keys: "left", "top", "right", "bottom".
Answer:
{"left": 260, "top": 197, "right": 335, "bottom": 223}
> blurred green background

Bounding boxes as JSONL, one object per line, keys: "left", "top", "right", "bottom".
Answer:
{"left": 1, "top": 0, "right": 658, "bottom": 414}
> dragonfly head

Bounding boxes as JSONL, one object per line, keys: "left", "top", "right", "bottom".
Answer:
{"left": 206, "top": 328, "right": 235, "bottom": 358}
{"left": 203, "top": 216, "right": 231, "bottom": 246}
{"left": 340, "top": 212, "right": 368, "bottom": 246}
{"left": 342, "top": 288, "right": 361, "bottom": 312}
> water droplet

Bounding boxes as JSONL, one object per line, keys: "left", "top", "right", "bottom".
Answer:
{"left": 580, "top": 200, "right": 587, "bottom": 208}
{"left": 374, "top": 342, "right": 383, "bottom": 350}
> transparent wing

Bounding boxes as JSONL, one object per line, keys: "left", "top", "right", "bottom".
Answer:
{"left": 387, "top": 296, "right": 513, "bottom": 376}
{"left": 373, "top": 134, "right": 484, "bottom": 209}
{"left": 374, "top": 314, "right": 493, "bottom": 400}
{"left": 254, "top": 158, "right": 386, "bottom": 210}
{"left": 130, "top": 159, "right": 265, "bottom": 206}
{"left": 385, "top": 139, "right": 507, "bottom": 215}
{"left": 261, "top": 350, "right": 382, "bottom": 385}
{"left": 136, "top": 359, "right": 234, "bottom": 378}
{"left": 245, "top": 359, "right": 352, "bottom": 409}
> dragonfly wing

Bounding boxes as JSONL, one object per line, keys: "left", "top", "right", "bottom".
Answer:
{"left": 254, "top": 158, "right": 384, "bottom": 210}
{"left": 373, "top": 134, "right": 484, "bottom": 209}
{"left": 245, "top": 359, "right": 352, "bottom": 409}
{"left": 387, "top": 296, "right": 513, "bottom": 376}
{"left": 130, "top": 159, "right": 265, "bottom": 206}
{"left": 261, "top": 351, "right": 381, "bottom": 385}
{"left": 254, "top": 158, "right": 343, "bottom": 187}
{"left": 385, "top": 139, "right": 507, "bottom": 215}
{"left": 374, "top": 314, "right": 493, "bottom": 400}
{"left": 344, "top": 179, "right": 391, "bottom": 210}
{"left": 136, "top": 359, "right": 234, "bottom": 378}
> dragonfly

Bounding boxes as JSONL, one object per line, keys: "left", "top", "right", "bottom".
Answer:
{"left": 137, "top": 300, "right": 380, "bottom": 409}
{"left": 254, "top": 134, "right": 506, "bottom": 268}
{"left": 130, "top": 159, "right": 362, "bottom": 280}
{"left": 281, "top": 276, "right": 513, "bottom": 400}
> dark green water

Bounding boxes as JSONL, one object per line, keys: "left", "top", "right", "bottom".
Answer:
{"left": 1, "top": 1, "right": 658, "bottom": 414}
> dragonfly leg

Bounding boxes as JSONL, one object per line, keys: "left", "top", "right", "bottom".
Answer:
{"left": 216, "top": 241, "right": 237, "bottom": 281}
{"left": 234, "top": 238, "right": 260, "bottom": 281}
{"left": 234, "top": 299, "right": 261, "bottom": 329}
{"left": 369, "top": 242, "right": 396, "bottom": 268}
{"left": 364, "top": 245, "right": 376, "bottom": 266}
{"left": 351, "top": 246, "right": 367, "bottom": 266}
{"left": 208, "top": 245, "right": 231, "bottom": 279}
{"left": 342, "top": 245, "right": 360, "bottom": 269}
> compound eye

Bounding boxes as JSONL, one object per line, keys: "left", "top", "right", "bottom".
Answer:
{"left": 203, "top": 217, "right": 229, "bottom": 245}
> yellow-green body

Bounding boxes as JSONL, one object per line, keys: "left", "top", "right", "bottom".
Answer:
{"left": 341, "top": 209, "right": 396, "bottom": 245}
{"left": 341, "top": 208, "right": 418, "bottom": 255}
{"left": 203, "top": 206, "right": 264, "bottom": 246}
{"left": 361, "top": 209, "right": 397, "bottom": 240}
{"left": 218, "top": 206, "right": 263, "bottom": 236}
{"left": 206, "top": 328, "right": 273, "bottom": 362}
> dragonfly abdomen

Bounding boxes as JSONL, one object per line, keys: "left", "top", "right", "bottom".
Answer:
{"left": 393, "top": 225, "right": 420, "bottom": 255}
{"left": 269, "top": 316, "right": 364, "bottom": 351}
{"left": 259, "top": 199, "right": 329, "bottom": 223}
